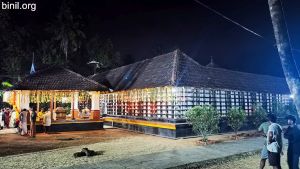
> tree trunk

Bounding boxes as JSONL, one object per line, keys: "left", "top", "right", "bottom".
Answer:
{"left": 268, "top": 0, "right": 300, "bottom": 117}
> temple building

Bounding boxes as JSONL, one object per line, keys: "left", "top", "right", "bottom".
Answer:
{"left": 3, "top": 66, "right": 107, "bottom": 132}
{"left": 90, "top": 49, "right": 291, "bottom": 137}
{"left": 2, "top": 49, "right": 292, "bottom": 137}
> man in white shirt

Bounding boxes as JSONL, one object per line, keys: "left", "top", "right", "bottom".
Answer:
{"left": 43, "top": 109, "right": 51, "bottom": 133}
{"left": 258, "top": 119, "right": 271, "bottom": 169}
{"left": 267, "top": 113, "right": 283, "bottom": 169}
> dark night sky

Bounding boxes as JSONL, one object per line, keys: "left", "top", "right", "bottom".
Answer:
{"left": 10, "top": 0, "right": 300, "bottom": 77}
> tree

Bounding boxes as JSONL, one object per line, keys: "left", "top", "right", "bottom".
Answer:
{"left": 0, "top": 11, "right": 34, "bottom": 82}
{"left": 227, "top": 107, "right": 246, "bottom": 140}
{"left": 272, "top": 101, "right": 286, "bottom": 117}
{"left": 271, "top": 101, "right": 299, "bottom": 123}
{"left": 284, "top": 102, "right": 299, "bottom": 123}
{"left": 2, "top": 57, "right": 22, "bottom": 81}
{"left": 38, "top": 39, "right": 63, "bottom": 65}
{"left": 0, "top": 12, "right": 10, "bottom": 49}
{"left": 86, "top": 36, "right": 121, "bottom": 70}
{"left": 48, "top": 0, "right": 85, "bottom": 64}
{"left": 250, "top": 104, "right": 267, "bottom": 128}
{"left": 268, "top": 0, "right": 300, "bottom": 118}
{"left": 0, "top": 81, "right": 13, "bottom": 108}
{"left": 186, "top": 105, "right": 220, "bottom": 144}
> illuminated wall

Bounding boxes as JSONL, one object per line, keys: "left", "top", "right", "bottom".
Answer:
{"left": 90, "top": 86, "right": 291, "bottom": 119}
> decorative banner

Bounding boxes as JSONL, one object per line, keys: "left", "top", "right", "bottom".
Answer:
{"left": 79, "top": 91, "right": 91, "bottom": 103}
{"left": 3, "top": 91, "right": 12, "bottom": 103}
{"left": 29, "top": 91, "right": 73, "bottom": 103}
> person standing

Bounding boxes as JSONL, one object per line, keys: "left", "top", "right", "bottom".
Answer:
{"left": 20, "top": 109, "right": 28, "bottom": 136}
{"left": 258, "top": 119, "right": 271, "bottom": 169}
{"left": 37, "top": 108, "right": 44, "bottom": 122}
{"left": 43, "top": 109, "right": 51, "bottom": 134}
{"left": 284, "top": 114, "right": 300, "bottom": 169}
{"left": 9, "top": 109, "right": 17, "bottom": 128}
{"left": 29, "top": 108, "right": 37, "bottom": 138}
{"left": 267, "top": 113, "right": 283, "bottom": 169}
{"left": 4, "top": 108, "right": 10, "bottom": 128}
{"left": 0, "top": 109, "right": 4, "bottom": 129}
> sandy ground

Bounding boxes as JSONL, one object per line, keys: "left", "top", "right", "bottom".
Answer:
{"left": 0, "top": 128, "right": 138, "bottom": 157}
{"left": 0, "top": 128, "right": 260, "bottom": 169}
{"left": 0, "top": 128, "right": 198, "bottom": 169}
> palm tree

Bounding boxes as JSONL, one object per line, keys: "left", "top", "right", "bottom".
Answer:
{"left": 50, "top": 0, "right": 85, "bottom": 64}
{"left": 268, "top": 0, "right": 300, "bottom": 116}
{"left": 86, "top": 36, "right": 121, "bottom": 71}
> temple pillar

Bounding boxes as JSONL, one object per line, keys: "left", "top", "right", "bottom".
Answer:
{"left": 50, "top": 91, "right": 54, "bottom": 121}
{"left": 37, "top": 92, "right": 40, "bottom": 113}
{"left": 90, "top": 91, "right": 100, "bottom": 120}
{"left": 71, "top": 92, "right": 79, "bottom": 119}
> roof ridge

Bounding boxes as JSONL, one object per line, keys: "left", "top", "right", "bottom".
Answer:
{"left": 176, "top": 52, "right": 284, "bottom": 80}
{"left": 63, "top": 68, "right": 108, "bottom": 89}
{"left": 171, "top": 49, "right": 203, "bottom": 86}
{"left": 91, "top": 50, "right": 178, "bottom": 77}
{"left": 201, "top": 65, "right": 285, "bottom": 80}
{"left": 171, "top": 49, "right": 180, "bottom": 85}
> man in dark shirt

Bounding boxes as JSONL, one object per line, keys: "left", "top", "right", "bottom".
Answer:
{"left": 29, "top": 108, "right": 37, "bottom": 138}
{"left": 284, "top": 114, "right": 300, "bottom": 169}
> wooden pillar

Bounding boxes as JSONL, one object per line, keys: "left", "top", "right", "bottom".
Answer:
{"left": 50, "top": 91, "right": 54, "bottom": 121}
{"left": 37, "top": 91, "right": 40, "bottom": 113}
{"left": 14, "top": 90, "right": 22, "bottom": 112}
{"left": 54, "top": 93, "right": 57, "bottom": 110}
{"left": 71, "top": 91, "right": 79, "bottom": 120}
{"left": 17, "top": 91, "right": 21, "bottom": 112}
{"left": 13, "top": 91, "right": 16, "bottom": 108}
{"left": 72, "top": 92, "right": 75, "bottom": 120}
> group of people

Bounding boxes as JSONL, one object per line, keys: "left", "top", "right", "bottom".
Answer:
{"left": 0, "top": 107, "right": 53, "bottom": 136}
{"left": 18, "top": 108, "right": 37, "bottom": 137}
{"left": 0, "top": 107, "right": 19, "bottom": 129}
{"left": 19, "top": 108, "right": 53, "bottom": 136}
{"left": 259, "top": 114, "right": 300, "bottom": 169}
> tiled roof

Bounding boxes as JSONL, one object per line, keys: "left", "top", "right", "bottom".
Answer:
{"left": 13, "top": 66, "right": 108, "bottom": 91}
{"left": 90, "top": 49, "right": 290, "bottom": 94}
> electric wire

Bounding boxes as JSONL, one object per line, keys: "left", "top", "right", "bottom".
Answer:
{"left": 193, "top": 0, "right": 264, "bottom": 39}
{"left": 193, "top": 0, "right": 300, "bottom": 76}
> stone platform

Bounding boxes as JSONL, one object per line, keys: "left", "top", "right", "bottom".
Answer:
{"left": 104, "top": 116, "right": 193, "bottom": 138}
{"left": 32, "top": 119, "right": 104, "bottom": 132}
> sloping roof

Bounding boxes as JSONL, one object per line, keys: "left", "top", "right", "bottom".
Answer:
{"left": 13, "top": 66, "right": 108, "bottom": 91}
{"left": 90, "top": 49, "right": 290, "bottom": 94}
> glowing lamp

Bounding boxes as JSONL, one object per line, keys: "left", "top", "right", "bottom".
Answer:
{"left": 62, "top": 97, "right": 68, "bottom": 103}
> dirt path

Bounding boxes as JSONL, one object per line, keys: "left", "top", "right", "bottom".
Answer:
{"left": 0, "top": 128, "right": 263, "bottom": 169}
{"left": 0, "top": 129, "right": 199, "bottom": 169}
{"left": 0, "top": 128, "right": 259, "bottom": 157}
{"left": 0, "top": 128, "right": 138, "bottom": 157}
